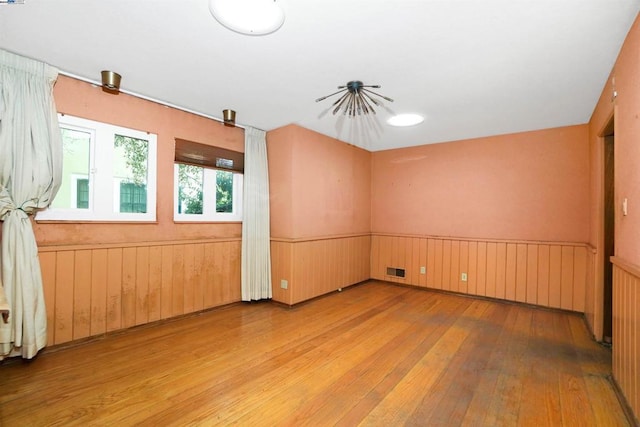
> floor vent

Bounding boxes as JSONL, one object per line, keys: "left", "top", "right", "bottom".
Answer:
{"left": 386, "top": 267, "right": 406, "bottom": 278}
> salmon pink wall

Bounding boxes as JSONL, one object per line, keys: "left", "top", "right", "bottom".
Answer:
{"left": 35, "top": 76, "right": 244, "bottom": 246}
{"left": 610, "top": 15, "right": 640, "bottom": 266}
{"left": 267, "top": 125, "right": 372, "bottom": 304}
{"left": 588, "top": 14, "right": 640, "bottom": 422}
{"left": 372, "top": 125, "right": 590, "bottom": 243}
{"left": 268, "top": 125, "right": 371, "bottom": 239}
{"left": 267, "top": 127, "right": 294, "bottom": 238}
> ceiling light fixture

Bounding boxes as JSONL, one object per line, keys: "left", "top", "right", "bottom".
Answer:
{"left": 101, "top": 70, "right": 121, "bottom": 92}
{"left": 209, "top": 0, "right": 285, "bottom": 36}
{"left": 223, "top": 109, "right": 236, "bottom": 126}
{"left": 315, "top": 81, "right": 393, "bottom": 117}
{"left": 387, "top": 113, "right": 424, "bottom": 127}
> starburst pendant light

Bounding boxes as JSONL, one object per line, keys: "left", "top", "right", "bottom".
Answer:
{"left": 315, "top": 81, "right": 393, "bottom": 117}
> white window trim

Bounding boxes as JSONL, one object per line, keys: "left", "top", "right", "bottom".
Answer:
{"left": 36, "top": 114, "right": 157, "bottom": 222}
{"left": 173, "top": 164, "right": 243, "bottom": 222}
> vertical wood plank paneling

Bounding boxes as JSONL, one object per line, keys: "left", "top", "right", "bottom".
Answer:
{"left": 135, "top": 246, "right": 150, "bottom": 326}
{"left": 538, "top": 245, "right": 550, "bottom": 307}
{"left": 363, "top": 236, "right": 371, "bottom": 281}
{"left": 504, "top": 243, "right": 517, "bottom": 301}
{"left": 90, "top": 249, "right": 108, "bottom": 336}
{"left": 193, "top": 244, "right": 205, "bottom": 312}
{"left": 331, "top": 238, "right": 339, "bottom": 288}
{"left": 485, "top": 243, "right": 497, "bottom": 298}
{"left": 433, "top": 239, "right": 444, "bottom": 290}
{"left": 369, "top": 235, "right": 589, "bottom": 315}
{"left": 172, "top": 245, "right": 185, "bottom": 316}
{"left": 418, "top": 238, "right": 427, "bottom": 287}
{"left": 560, "top": 246, "right": 574, "bottom": 311}
{"left": 227, "top": 241, "right": 240, "bottom": 302}
{"left": 54, "top": 251, "right": 75, "bottom": 345}
{"left": 572, "top": 247, "right": 587, "bottom": 313}
{"left": 72, "top": 250, "right": 92, "bottom": 340}
{"left": 220, "top": 241, "right": 233, "bottom": 303}
{"left": 515, "top": 244, "right": 528, "bottom": 303}
{"left": 411, "top": 238, "right": 420, "bottom": 287}
{"left": 182, "top": 244, "right": 195, "bottom": 314}
{"left": 380, "top": 236, "right": 392, "bottom": 281}
{"left": 459, "top": 241, "right": 469, "bottom": 295}
{"left": 476, "top": 242, "right": 487, "bottom": 296}
{"left": 106, "top": 248, "right": 123, "bottom": 332}
{"left": 396, "top": 237, "right": 407, "bottom": 283}
{"left": 427, "top": 239, "right": 436, "bottom": 288}
{"left": 442, "top": 240, "right": 452, "bottom": 291}
{"left": 39, "top": 252, "right": 57, "bottom": 347}
{"left": 160, "top": 245, "right": 174, "bottom": 319}
{"left": 121, "top": 247, "right": 137, "bottom": 329}
{"left": 39, "top": 236, "right": 594, "bottom": 352}
{"left": 495, "top": 243, "right": 507, "bottom": 300}
{"left": 549, "top": 246, "right": 562, "bottom": 309}
{"left": 611, "top": 262, "right": 640, "bottom": 423}
{"left": 229, "top": 241, "right": 240, "bottom": 301}
{"left": 390, "top": 236, "right": 399, "bottom": 273}
{"left": 290, "top": 244, "right": 301, "bottom": 304}
{"left": 39, "top": 239, "right": 242, "bottom": 347}
{"left": 450, "top": 240, "right": 460, "bottom": 292}
{"left": 147, "top": 246, "right": 162, "bottom": 322}
{"left": 467, "top": 241, "right": 478, "bottom": 295}
{"left": 370, "top": 235, "right": 380, "bottom": 280}
{"left": 271, "top": 241, "right": 292, "bottom": 305}
{"left": 526, "top": 245, "right": 538, "bottom": 305}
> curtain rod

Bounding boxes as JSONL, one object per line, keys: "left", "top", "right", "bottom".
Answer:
{"left": 58, "top": 70, "right": 265, "bottom": 132}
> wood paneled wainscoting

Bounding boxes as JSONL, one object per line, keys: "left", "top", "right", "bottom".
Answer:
{"left": 38, "top": 238, "right": 241, "bottom": 347}
{"left": 371, "top": 234, "right": 590, "bottom": 313}
{"left": 270, "top": 234, "right": 371, "bottom": 305}
{"left": 612, "top": 257, "right": 640, "bottom": 424}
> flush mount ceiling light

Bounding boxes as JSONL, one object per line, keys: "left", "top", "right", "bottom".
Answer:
{"left": 209, "top": 0, "right": 285, "bottom": 35}
{"left": 315, "top": 81, "right": 393, "bottom": 117}
{"left": 387, "top": 113, "right": 424, "bottom": 127}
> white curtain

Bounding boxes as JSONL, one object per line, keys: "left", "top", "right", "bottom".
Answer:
{"left": 241, "top": 127, "right": 272, "bottom": 301}
{"left": 0, "top": 49, "right": 62, "bottom": 359}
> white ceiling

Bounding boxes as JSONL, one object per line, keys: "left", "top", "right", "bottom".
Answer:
{"left": 1, "top": 0, "right": 639, "bottom": 151}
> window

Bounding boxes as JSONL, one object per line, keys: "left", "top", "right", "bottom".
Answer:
{"left": 174, "top": 139, "right": 243, "bottom": 222}
{"left": 36, "top": 114, "right": 157, "bottom": 221}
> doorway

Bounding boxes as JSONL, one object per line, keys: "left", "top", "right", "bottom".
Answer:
{"left": 603, "top": 121, "right": 614, "bottom": 343}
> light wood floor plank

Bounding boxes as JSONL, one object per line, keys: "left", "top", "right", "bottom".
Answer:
{"left": 0, "top": 281, "right": 629, "bottom": 426}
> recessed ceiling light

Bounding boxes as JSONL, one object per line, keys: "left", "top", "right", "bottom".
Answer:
{"left": 387, "top": 113, "right": 424, "bottom": 127}
{"left": 209, "top": 0, "right": 285, "bottom": 36}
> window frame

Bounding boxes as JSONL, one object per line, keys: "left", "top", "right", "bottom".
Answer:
{"left": 36, "top": 114, "right": 158, "bottom": 222}
{"left": 173, "top": 163, "right": 243, "bottom": 223}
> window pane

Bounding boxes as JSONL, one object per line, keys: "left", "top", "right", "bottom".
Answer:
{"left": 178, "top": 164, "right": 204, "bottom": 214}
{"left": 53, "top": 127, "right": 91, "bottom": 209}
{"left": 216, "top": 170, "right": 233, "bottom": 213}
{"left": 76, "top": 179, "right": 89, "bottom": 209}
{"left": 119, "top": 182, "right": 147, "bottom": 213}
{"left": 114, "top": 135, "right": 149, "bottom": 213}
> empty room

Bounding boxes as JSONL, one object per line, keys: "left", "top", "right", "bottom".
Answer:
{"left": 0, "top": 1, "right": 639, "bottom": 425}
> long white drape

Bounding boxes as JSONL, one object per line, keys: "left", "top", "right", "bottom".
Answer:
{"left": 0, "top": 50, "right": 62, "bottom": 359}
{"left": 241, "top": 127, "right": 272, "bottom": 301}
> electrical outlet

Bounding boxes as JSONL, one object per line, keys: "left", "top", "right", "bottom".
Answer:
{"left": 280, "top": 279, "right": 288, "bottom": 289}
{"left": 420, "top": 266, "right": 426, "bottom": 274}
{"left": 461, "top": 273, "right": 468, "bottom": 282}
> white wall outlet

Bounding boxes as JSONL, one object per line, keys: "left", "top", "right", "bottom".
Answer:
{"left": 420, "top": 266, "right": 426, "bottom": 274}
{"left": 280, "top": 279, "right": 288, "bottom": 289}
{"left": 461, "top": 273, "right": 468, "bottom": 282}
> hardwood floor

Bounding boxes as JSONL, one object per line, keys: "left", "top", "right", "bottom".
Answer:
{"left": 0, "top": 281, "right": 629, "bottom": 426}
